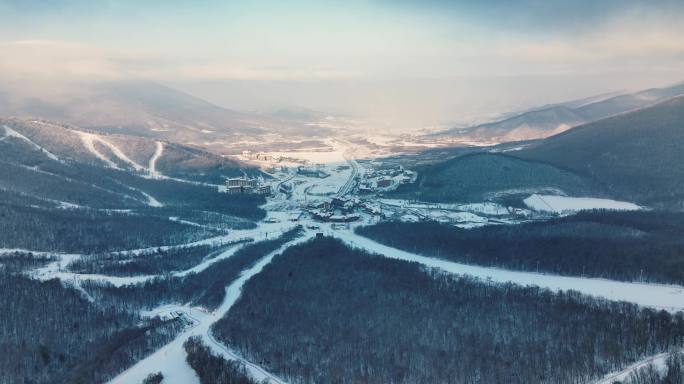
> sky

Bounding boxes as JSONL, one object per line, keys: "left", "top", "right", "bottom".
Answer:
{"left": 1, "top": 0, "right": 683, "bottom": 130}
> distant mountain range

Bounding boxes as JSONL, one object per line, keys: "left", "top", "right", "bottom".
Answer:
{"left": 513, "top": 95, "right": 684, "bottom": 207}
{"left": 396, "top": 95, "right": 684, "bottom": 209}
{"left": 433, "top": 81, "right": 684, "bottom": 143}
{"left": 0, "top": 118, "right": 253, "bottom": 182}
{"left": 0, "top": 80, "right": 330, "bottom": 155}
{"left": 0, "top": 118, "right": 265, "bottom": 217}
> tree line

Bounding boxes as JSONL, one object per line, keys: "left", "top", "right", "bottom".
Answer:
{"left": 357, "top": 210, "right": 684, "bottom": 284}
{"left": 184, "top": 336, "right": 259, "bottom": 384}
{"left": 214, "top": 237, "right": 684, "bottom": 384}
{"left": 84, "top": 227, "right": 302, "bottom": 311}
{"left": 0, "top": 269, "right": 183, "bottom": 384}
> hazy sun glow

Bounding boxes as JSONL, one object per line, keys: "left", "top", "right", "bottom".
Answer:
{"left": 1, "top": 0, "right": 683, "bottom": 130}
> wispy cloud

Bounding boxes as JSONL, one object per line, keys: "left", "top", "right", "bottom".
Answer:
{"left": 0, "top": 1, "right": 682, "bottom": 130}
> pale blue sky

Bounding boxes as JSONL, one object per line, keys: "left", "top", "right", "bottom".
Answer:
{"left": 1, "top": 0, "right": 683, "bottom": 129}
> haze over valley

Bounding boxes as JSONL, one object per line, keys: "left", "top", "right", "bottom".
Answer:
{"left": 2, "top": 1, "right": 684, "bottom": 384}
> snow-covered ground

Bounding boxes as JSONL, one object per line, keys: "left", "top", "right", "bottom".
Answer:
{"left": 77, "top": 131, "right": 146, "bottom": 171}
{"left": 30, "top": 219, "right": 299, "bottom": 287}
{"left": 148, "top": 141, "right": 164, "bottom": 178}
{"left": 16, "top": 137, "right": 683, "bottom": 383}
{"left": 108, "top": 233, "right": 312, "bottom": 384}
{"left": 334, "top": 229, "right": 684, "bottom": 312}
{"left": 137, "top": 189, "right": 164, "bottom": 208}
{"left": 377, "top": 199, "right": 511, "bottom": 228}
{"left": 594, "top": 350, "right": 673, "bottom": 384}
{"left": 2, "top": 125, "right": 61, "bottom": 161}
{"left": 524, "top": 194, "right": 641, "bottom": 214}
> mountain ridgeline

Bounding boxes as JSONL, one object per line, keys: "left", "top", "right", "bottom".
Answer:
{"left": 395, "top": 95, "right": 684, "bottom": 209}
{"left": 434, "top": 82, "right": 684, "bottom": 142}
{"left": 0, "top": 118, "right": 265, "bottom": 252}
{"left": 0, "top": 80, "right": 330, "bottom": 155}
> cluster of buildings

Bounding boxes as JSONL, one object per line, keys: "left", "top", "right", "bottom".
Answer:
{"left": 224, "top": 177, "right": 272, "bottom": 195}
{"left": 241, "top": 151, "right": 308, "bottom": 165}
{"left": 306, "top": 196, "right": 383, "bottom": 223}
{"left": 357, "top": 164, "right": 416, "bottom": 194}
{"left": 297, "top": 165, "right": 330, "bottom": 178}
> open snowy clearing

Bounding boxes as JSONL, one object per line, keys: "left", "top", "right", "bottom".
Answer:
{"left": 524, "top": 194, "right": 641, "bottom": 214}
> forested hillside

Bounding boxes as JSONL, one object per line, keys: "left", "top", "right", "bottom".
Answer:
{"left": 0, "top": 198, "right": 219, "bottom": 252}
{"left": 397, "top": 95, "right": 684, "bottom": 208}
{"left": 83, "top": 228, "right": 302, "bottom": 311}
{"left": 184, "top": 337, "right": 257, "bottom": 384}
{"left": 357, "top": 210, "right": 684, "bottom": 284}
{"left": 513, "top": 96, "right": 684, "bottom": 208}
{"left": 433, "top": 81, "right": 684, "bottom": 143}
{"left": 215, "top": 237, "right": 684, "bottom": 384}
{"left": 391, "top": 153, "right": 600, "bottom": 203}
{"left": 0, "top": 270, "right": 183, "bottom": 384}
{"left": 0, "top": 118, "right": 254, "bottom": 183}
{"left": 0, "top": 118, "right": 266, "bottom": 254}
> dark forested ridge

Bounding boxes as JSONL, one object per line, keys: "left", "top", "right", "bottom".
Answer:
{"left": 390, "top": 152, "right": 600, "bottom": 203}
{"left": 357, "top": 210, "right": 684, "bottom": 284}
{"left": 0, "top": 252, "right": 56, "bottom": 273}
{"left": 215, "top": 237, "right": 684, "bottom": 384}
{"left": 184, "top": 337, "right": 258, "bottom": 384}
{"left": 394, "top": 95, "right": 684, "bottom": 208}
{"left": 512, "top": 95, "right": 684, "bottom": 208}
{"left": 0, "top": 199, "right": 219, "bottom": 253}
{"left": 0, "top": 271, "right": 183, "bottom": 384}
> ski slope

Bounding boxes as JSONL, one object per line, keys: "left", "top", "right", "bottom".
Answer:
{"left": 2, "top": 125, "right": 61, "bottom": 161}
{"left": 336, "top": 230, "right": 684, "bottom": 312}
{"left": 148, "top": 141, "right": 164, "bottom": 178}
{"left": 77, "top": 131, "right": 145, "bottom": 171}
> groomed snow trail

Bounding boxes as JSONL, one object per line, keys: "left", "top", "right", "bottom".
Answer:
{"left": 138, "top": 189, "right": 164, "bottom": 208}
{"left": 108, "top": 233, "right": 312, "bottom": 384}
{"left": 148, "top": 141, "right": 164, "bottom": 178}
{"left": 77, "top": 131, "right": 145, "bottom": 171}
{"left": 2, "top": 125, "right": 61, "bottom": 161}
{"left": 78, "top": 132, "right": 121, "bottom": 169}
{"left": 33, "top": 248, "right": 224, "bottom": 288}
{"left": 334, "top": 230, "right": 684, "bottom": 312}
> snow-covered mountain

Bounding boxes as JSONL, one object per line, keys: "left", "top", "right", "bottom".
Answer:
{"left": 0, "top": 118, "right": 266, "bottom": 214}
{"left": 0, "top": 80, "right": 329, "bottom": 155}
{"left": 433, "top": 81, "right": 684, "bottom": 143}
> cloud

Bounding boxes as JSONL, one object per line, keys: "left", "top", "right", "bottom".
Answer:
{"left": 0, "top": 40, "right": 133, "bottom": 80}
{"left": 0, "top": 40, "right": 363, "bottom": 82}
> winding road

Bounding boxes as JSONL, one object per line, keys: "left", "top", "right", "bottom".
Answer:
{"left": 107, "top": 233, "right": 312, "bottom": 384}
{"left": 27, "top": 140, "right": 684, "bottom": 383}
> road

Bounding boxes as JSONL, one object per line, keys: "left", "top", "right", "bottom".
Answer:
{"left": 332, "top": 229, "right": 684, "bottom": 312}
{"left": 335, "top": 141, "right": 359, "bottom": 197}
{"left": 31, "top": 143, "right": 684, "bottom": 383}
{"left": 108, "top": 234, "right": 312, "bottom": 384}
{"left": 593, "top": 350, "right": 674, "bottom": 384}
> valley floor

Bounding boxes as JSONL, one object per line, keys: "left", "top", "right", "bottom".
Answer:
{"left": 8, "top": 140, "right": 684, "bottom": 384}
